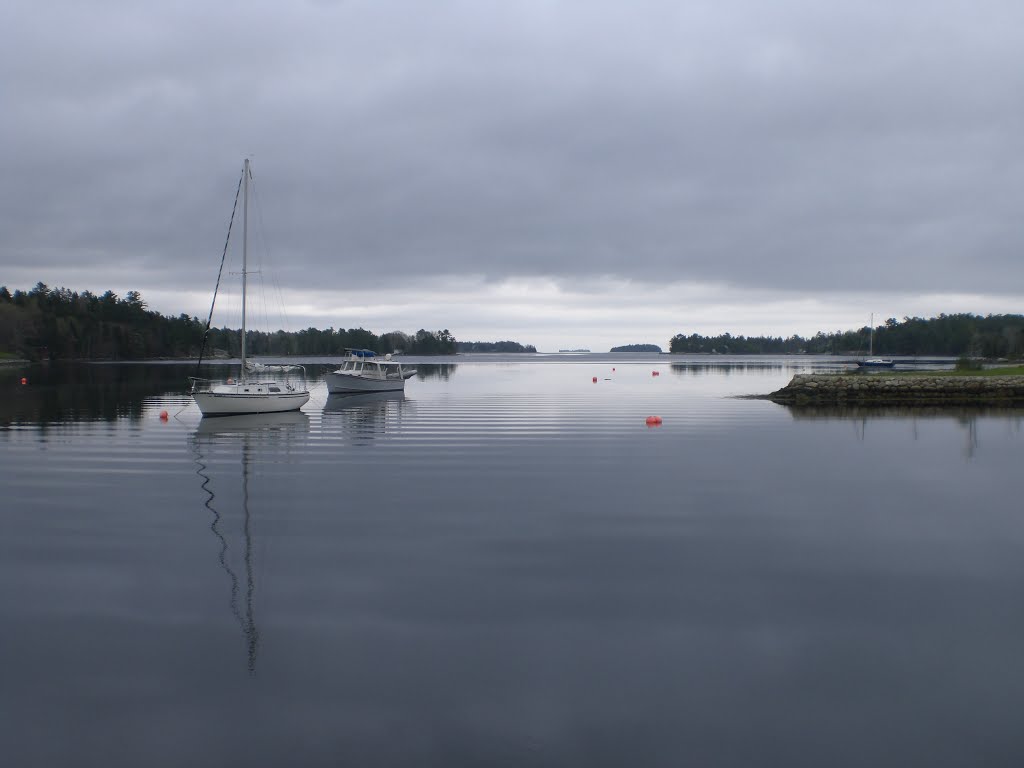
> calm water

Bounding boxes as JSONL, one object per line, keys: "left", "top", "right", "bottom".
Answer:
{"left": 2, "top": 356, "right": 1023, "bottom": 767}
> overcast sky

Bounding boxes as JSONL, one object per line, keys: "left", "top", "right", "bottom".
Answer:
{"left": 3, "top": 0, "right": 1022, "bottom": 351}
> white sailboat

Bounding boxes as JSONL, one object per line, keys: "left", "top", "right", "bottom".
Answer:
{"left": 190, "top": 159, "right": 310, "bottom": 416}
{"left": 856, "top": 313, "right": 895, "bottom": 369}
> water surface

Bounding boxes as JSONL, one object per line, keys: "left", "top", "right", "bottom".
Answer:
{"left": 2, "top": 357, "right": 1023, "bottom": 767}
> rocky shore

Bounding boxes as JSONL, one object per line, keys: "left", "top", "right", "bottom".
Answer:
{"left": 767, "top": 373, "right": 1024, "bottom": 406}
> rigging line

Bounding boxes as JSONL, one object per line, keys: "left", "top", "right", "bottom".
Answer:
{"left": 246, "top": 168, "right": 267, "bottom": 349}
{"left": 195, "top": 165, "right": 245, "bottom": 378}
{"left": 272, "top": 273, "right": 293, "bottom": 341}
{"left": 249, "top": 169, "right": 270, "bottom": 278}
{"left": 249, "top": 169, "right": 295, "bottom": 336}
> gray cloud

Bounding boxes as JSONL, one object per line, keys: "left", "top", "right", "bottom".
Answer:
{"left": 3, "top": 0, "right": 1024, "bottom": 303}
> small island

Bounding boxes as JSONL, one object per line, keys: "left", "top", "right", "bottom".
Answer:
{"left": 610, "top": 344, "right": 662, "bottom": 353}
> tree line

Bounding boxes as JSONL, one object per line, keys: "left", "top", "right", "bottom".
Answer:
{"left": 0, "top": 283, "right": 458, "bottom": 360}
{"left": 669, "top": 314, "right": 1024, "bottom": 358}
{"left": 456, "top": 340, "right": 537, "bottom": 353}
{"left": 6, "top": 283, "right": 1017, "bottom": 361}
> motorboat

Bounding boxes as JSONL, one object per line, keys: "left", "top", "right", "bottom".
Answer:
{"left": 324, "top": 349, "right": 417, "bottom": 393}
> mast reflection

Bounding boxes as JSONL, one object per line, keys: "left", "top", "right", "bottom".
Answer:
{"left": 189, "top": 411, "right": 310, "bottom": 673}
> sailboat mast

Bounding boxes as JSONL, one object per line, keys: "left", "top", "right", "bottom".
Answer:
{"left": 869, "top": 312, "right": 874, "bottom": 356}
{"left": 241, "top": 158, "right": 249, "bottom": 379}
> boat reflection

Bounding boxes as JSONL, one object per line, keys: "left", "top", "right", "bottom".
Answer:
{"left": 195, "top": 409, "right": 310, "bottom": 435}
{"left": 323, "top": 391, "right": 407, "bottom": 444}
{"left": 323, "top": 390, "right": 406, "bottom": 411}
{"left": 189, "top": 410, "right": 310, "bottom": 673}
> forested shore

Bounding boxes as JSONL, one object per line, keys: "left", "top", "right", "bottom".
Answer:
{"left": 670, "top": 314, "right": 1024, "bottom": 358}
{"left": 3, "top": 283, "right": 1021, "bottom": 361}
{"left": 0, "top": 283, "right": 457, "bottom": 360}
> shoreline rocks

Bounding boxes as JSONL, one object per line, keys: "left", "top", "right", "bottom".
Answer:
{"left": 767, "top": 374, "right": 1024, "bottom": 406}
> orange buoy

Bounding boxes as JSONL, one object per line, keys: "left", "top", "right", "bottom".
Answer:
{"left": 159, "top": 410, "right": 169, "bottom": 421}
{"left": 20, "top": 377, "right": 27, "bottom": 385}
{"left": 592, "top": 376, "right": 598, "bottom": 383}
{"left": 645, "top": 415, "right": 663, "bottom": 426}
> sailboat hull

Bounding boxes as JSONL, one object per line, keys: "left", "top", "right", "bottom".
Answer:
{"left": 856, "top": 359, "right": 895, "bottom": 369}
{"left": 193, "top": 390, "right": 310, "bottom": 416}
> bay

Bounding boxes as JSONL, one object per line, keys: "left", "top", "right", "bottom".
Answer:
{"left": 2, "top": 356, "right": 1023, "bottom": 767}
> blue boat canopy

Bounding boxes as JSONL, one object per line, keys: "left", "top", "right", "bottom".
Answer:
{"left": 347, "top": 348, "right": 376, "bottom": 358}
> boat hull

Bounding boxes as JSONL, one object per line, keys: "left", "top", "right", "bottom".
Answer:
{"left": 193, "top": 391, "right": 310, "bottom": 416}
{"left": 856, "top": 360, "right": 896, "bottom": 369}
{"left": 325, "top": 371, "right": 406, "bottom": 394}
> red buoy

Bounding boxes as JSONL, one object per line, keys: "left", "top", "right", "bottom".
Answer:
{"left": 159, "top": 410, "right": 169, "bottom": 421}
{"left": 651, "top": 370, "right": 660, "bottom": 377}
{"left": 20, "top": 377, "right": 27, "bottom": 385}
{"left": 645, "top": 416, "right": 663, "bottom": 427}
{"left": 592, "top": 376, "right": 598, "bottom": 383}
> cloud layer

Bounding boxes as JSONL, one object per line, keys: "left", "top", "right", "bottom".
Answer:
{"left": 3, "top": 0, "right": 1022, "bottom": 347}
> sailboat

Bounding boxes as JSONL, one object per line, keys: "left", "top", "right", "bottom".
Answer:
{"left": 856, "top": 313, "right": 895, "bottom": 369}
{"left": 190, "top": 159, "right": 311, "bottom": 416}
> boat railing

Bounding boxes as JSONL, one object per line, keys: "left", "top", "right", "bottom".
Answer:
{"left": 245, "top": 361, "right": 307, "bottom": 377}
{"left": 189, "top": 366, "right": 306, "bottom": 392}
{"left": 188, "top": 376, "right": 218, "bottom": 395}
